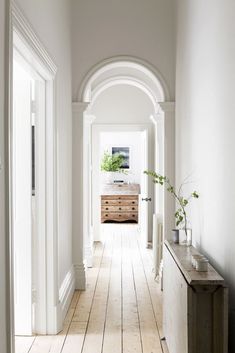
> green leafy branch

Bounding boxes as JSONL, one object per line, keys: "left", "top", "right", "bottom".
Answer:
{"left": 144, "top": 170, "right": 199, "bottom": 235}
{"left": 101, "top": 151, "right": 128, "bottom": 174}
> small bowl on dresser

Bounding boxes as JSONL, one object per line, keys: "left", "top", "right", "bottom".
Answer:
{"left": 196, "top": 258, "right": 209, "bottom": 272}
{"left": 191, "top": 254, "right": 206, "bottom": 268}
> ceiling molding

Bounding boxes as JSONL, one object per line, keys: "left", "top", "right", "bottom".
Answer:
{"left": 11, "top": 1, "right": 57, "bottom": 77}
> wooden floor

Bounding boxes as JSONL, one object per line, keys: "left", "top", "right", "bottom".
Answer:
{"left": 15, "top": 225, "right": 167, "bottom": 353}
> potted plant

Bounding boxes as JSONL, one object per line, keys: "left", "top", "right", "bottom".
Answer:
{"left": 101, "top": 151, "right": 127, "bottom": 183}
{"left": 144, "top": 170, "right": 199, "bottom": 245}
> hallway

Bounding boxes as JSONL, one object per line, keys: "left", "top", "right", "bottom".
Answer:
{"left": 16, "top": 227, "right": 167, "bottom": 353}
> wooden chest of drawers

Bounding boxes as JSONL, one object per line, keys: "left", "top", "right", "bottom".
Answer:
{"left": 101, "top": 194, "right": 139, "bottom": 223}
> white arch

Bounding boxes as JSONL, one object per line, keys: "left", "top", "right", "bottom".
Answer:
{"left": 72, "top": 56, "right": 175, "bottom": 285}
{"left": 79, "top": 56, "right": 168, "bottom": 255}
{"left": 78, "top": 55, "right": 170, "bottom": 105}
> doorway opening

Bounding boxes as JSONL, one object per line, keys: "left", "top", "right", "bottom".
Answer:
{"left": 79, "top": 57, "right": 168, "bottom": 271}
{"left": 10, "top": 5, "right": 59, "bottom": 352}
{"left": 92, "top": 125, "right": 154, "bottom": 249}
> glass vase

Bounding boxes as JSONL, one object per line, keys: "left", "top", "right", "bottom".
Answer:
{"left": 179, "top": 228, "right": 192, "bottom": 246}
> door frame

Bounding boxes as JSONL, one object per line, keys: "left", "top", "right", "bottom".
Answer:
{"left": 139, "top": 128, "right": 150, "bottom": 247}
{"left": 9, "top": 1, "right": 59, "bottom": 340}
{"left": 91, "top": 123, "right": 155, "bottom": 244}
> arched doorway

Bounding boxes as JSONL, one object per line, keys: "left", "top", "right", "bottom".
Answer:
{"left": 72, "top": 56, "right": 175, "bottom": 289}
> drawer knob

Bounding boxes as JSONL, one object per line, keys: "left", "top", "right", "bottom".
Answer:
{"left": 105, "top": 201, "right": 108, "bottom": 204}
{"left": 132, "top": 215, "right": 135, "bottom": 217}
{"left": 105, "top": 214, "right": 108, "bottom": 217}
{"left": 106, "top": 208, "right": 109, "bottom": 210}
{"left": 119, "top": 207, "right": 122, "bottom": 210}
{"left": 132, "top": 207, "right": 135, "bottom": 210}
{"left": 119, "top": 214, "right": 121, "bottom": 217}
{"left": 132, "top": 201, "right": 135, "bottom": 204}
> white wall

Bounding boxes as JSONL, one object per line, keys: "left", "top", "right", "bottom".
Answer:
{"left": 176, "top": 1, "right": 235, "bottom": 350}
{"left": 16, "top": 0, "right": 73, "bottom": 289}
{"left": 71, "top": 0, "right": 176, "bottom": 101}
{"left": 0, "top": 0, "right": 10, "bottom": 351}
{"left": 91, "top": 85, "right": 154, "bottom": 124}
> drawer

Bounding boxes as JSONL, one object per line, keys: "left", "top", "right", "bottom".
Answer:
{"left": 101, "top": 205, "right": 138, "bottom": 212}
{"left": 101, "top": 212, "right": 138, "bottom": 223}
{"left": 101, "top": 199, "right": 138, "bottom": 206}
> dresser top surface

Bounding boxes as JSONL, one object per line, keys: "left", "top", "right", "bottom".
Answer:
{"left": 101, "top": 183, "right": 140, "bottom": 195}
{"left": 164, "top": 240, "right": 225, "bottom": 286}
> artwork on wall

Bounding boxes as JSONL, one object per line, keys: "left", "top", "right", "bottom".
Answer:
{"left": 112, "top": 147, "right": 130, "bottom": 169}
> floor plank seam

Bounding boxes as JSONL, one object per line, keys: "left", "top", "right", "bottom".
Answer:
{"left": 101, "top": 234, "right": 114, "bottom": 353}
{"left": 29, "top": 337, "right": 37, "bottom": 352}
{"left": 80, "top": 242, "right": 106, "bottom": 353}
{"left": 136, "top": 237, "right": 164, "bottom": 353}
{"left": 129, "top": 236, "right": 144, "bottom": 353}
{"left": 59, "top": 291, "right": 81, "bottom": 353}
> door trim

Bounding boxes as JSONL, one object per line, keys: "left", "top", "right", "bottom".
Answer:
{"left": 9, "top": 1, "right": 60, "bottom": 338}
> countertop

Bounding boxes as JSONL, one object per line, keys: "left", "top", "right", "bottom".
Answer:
{"left": 164, "top": 240, "right": 225, "bottom": 286}
{"left": 101, "top": 183, "right": 140, "bottom": 195}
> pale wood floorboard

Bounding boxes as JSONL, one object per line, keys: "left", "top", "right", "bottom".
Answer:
{"left": 122, "top": 229, "right": 143, "bottom": 353}
{"left": 102, "top": 232, "right": 122, "bottom": 353}
{"left": 15, "top": 226, "right": 164, "bottom": 353}
{"left": 137, "top": 238, "right": 164, "bottom": 340}
{"left": 61, "top": 242, "right": 105, "bottom": 353}
{"left": 81, "top": 235, "right": 113, "bottom": 353}
{"left": 15, "top": 336, "right": 36, "bottom": 353}
{"left": 130, "top": 234, "right": 162, "bottom": 353}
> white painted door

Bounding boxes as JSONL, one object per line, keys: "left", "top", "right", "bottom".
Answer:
{"left": 13, "top": 61, "right": 33, "bottom": 335}
{"left": 140, "top": 129, "right": 150, "bottom": 246}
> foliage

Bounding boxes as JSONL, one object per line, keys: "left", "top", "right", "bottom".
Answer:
{"left": 144, "top": 170, "right": 199, "bottom": 235}
{"left": 101, "top": 151, "right": 127, "bottom": 173}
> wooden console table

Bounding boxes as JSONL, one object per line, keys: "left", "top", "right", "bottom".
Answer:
{"left": 101, "top": 184, "right": 140, "bottom": 223}
{"left": 163, "top": 240, "right": 228, "bottom": 353}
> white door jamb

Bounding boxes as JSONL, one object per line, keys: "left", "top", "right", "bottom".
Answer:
{"left": 10, "top": 2, "right": 60, "bottom": 335}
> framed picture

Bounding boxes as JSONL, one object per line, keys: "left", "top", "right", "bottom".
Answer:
{"left": 112, "top": 146, "right": 130, "bottom": 169}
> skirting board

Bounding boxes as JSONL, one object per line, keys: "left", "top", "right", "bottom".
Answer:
{"left": 58, "top": 266, "right": 75, "bottom": 326}
{"left": 74, "top": 263, "right": 86, "bottom": 290}
{"left": 84, "top": 244, "right": 93, "bottom": 268}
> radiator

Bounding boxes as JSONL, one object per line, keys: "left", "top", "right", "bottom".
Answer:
{"left": 152, "top": 213, "right": 163, "bottom": 279}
